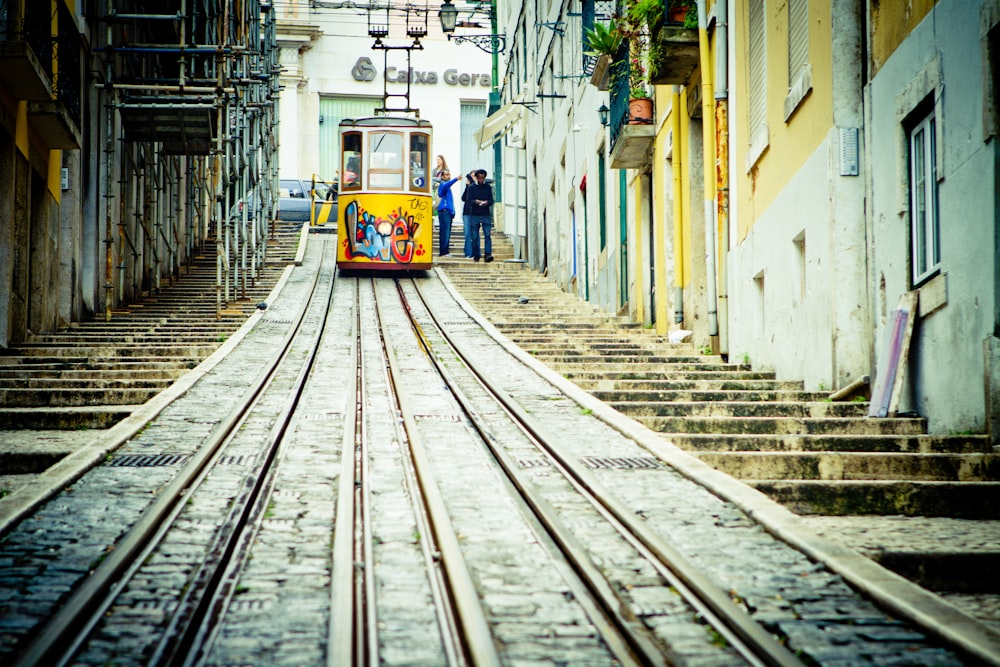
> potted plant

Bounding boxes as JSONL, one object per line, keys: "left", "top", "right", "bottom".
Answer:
{"left": 666, "top": 1, "right": 697, "bottom": 28}
{"left": 646, "top": 0, "right": 700, "bottom": 84}
{"left": 584, "top": 21, "right": 622, "bottom": 89}
{"left": 627, "top": 55, "right": 653, "bottom": 124}
{"left": 583, "top": 21, "right": 621, "bottom": 57}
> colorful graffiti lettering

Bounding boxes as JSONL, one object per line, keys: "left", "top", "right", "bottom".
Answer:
{"left": 343, "top": 201, "right": 423, "bottom": 263}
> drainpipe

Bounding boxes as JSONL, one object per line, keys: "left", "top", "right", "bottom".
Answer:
{"left": 697, "top": 0, "right": 719, "bottom": 344}
{"left": 103, "top": 0, "right": 114, "bottom": 321}
{"left": 672, "top": 86, "right": 684, "bottom": 324}
{"left": 714, "top": 0, "right": 729, "bottom": 354}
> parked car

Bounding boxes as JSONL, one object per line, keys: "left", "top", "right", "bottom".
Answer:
{"left": 278, "top": 177, "right": 337, "bottom": 224}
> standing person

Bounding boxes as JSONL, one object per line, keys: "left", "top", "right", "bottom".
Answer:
{"left": 461, "top": 169, "right": 495, "bottom": 262}
{"left": 433, "top": 155, "right": 449, "bottom": 185}
{"left": 436, "top": 169, "right": 459, "bottom": 257}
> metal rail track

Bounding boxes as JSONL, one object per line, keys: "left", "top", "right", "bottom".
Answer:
{"left": 400, "top": 277, "right": 802, "bottom": 666}
{"left": 4, "top": 264, "right": 979, "bottom": 665}
{"left": 11, "top": 245, "right": 337, "bottom": 667}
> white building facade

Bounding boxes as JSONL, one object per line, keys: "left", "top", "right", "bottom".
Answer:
{"left": 274, "top": 4, "right": 493, "bottom": 187}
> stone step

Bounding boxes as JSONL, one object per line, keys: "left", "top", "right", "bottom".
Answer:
{"left": 668, "top": 433, "right": 993, "bottom": 454}
{"left": 0, "top": 387, "right": 160, "bottom": 407}
{"left": 560, "top": 368, "right": 774, "bottom": 382}
{"left": 581, "top": 379, "right": 807, "bottom": 391}
{"left": 522, "top": 351, "right": 711, "bottom": 364}
{"left": 1, "top": 347, "right": 214, "bottom": 359}
{"left": 596, "top": 389, "right": 825, "bottom": 402}
{"left": 612, "top": 400, "right": 870, "bottom": 418}
{"left": 0, "top": 377, "right": 172, "bottom": 390}
{"left": 698, "top": 451, "right": 1000, "bottom": 481}
{"left": 0, "top": 368, "right": 183, "bottom": 380}
{"left": 0, "top": 406, "right": 136, "bottom": 429}
{"left": 639, "top": 415, "right": 927, "bottom": 435}
{"left": 748, "top": 480, "right": 1000, "bottom": 519}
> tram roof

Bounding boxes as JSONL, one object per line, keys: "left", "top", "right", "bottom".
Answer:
{"left": 339, "top": 116, "right": 432, "bottom": 128}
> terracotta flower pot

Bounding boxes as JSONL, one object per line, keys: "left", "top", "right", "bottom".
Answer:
{"left": 668, "top": 4, "right": 691, "bottom": 24}
{"left": 628, "top": 97, "right": 653, "bottom": 124}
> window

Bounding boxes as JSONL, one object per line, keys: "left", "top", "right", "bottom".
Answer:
{"left": 909, "top": 110, "right": 940, "bottom": 285}
{"left": 341, "top": 132, "right": 362, "bottom": 191}
{"left": 368, "top": 131, "right": 403, "bottom": 190}
{"left": 409, "top": 133, "right": 430, "bottom": 192}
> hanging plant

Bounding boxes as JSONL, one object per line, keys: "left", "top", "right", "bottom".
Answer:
{"left": 583, "top": 21, "right": 621, "bottom": 57}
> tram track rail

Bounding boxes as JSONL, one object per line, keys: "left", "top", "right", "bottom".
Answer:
{"left": 0, "top": 251, "right": 993, "bottom": 665}
{"left": 398, "top": 277, "right": 805, "bottom": 666}
{"left": 11, "top": 241, "right": 337, "bottom": 667}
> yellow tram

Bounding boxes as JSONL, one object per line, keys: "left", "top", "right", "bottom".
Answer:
{"left": 336, "top": 117, "right": 434, "bottom": 271}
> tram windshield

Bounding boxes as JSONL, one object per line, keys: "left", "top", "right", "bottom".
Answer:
{"left": 368, "top": 131, "right": 404, "bottom": 189}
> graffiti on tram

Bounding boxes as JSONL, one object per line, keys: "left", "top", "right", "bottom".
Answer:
{"left": 341, "top": 199, "right": 428, "bottom": 264}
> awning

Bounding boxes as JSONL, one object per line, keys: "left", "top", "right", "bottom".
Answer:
{"left": 474, "top": 97, "right": 525, "bottom": 150}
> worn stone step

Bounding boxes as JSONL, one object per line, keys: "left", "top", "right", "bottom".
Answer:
{"left": 0, "top": 406, "right": 135, "bottom": 429}
{"left": 748, "top": 480, "right": 1000, "bottom": 519}
{"left": 0, "top": 387, "right": 159, "bottom": 407}
{"left": 523, "top": 351, "right": 711, "bottom": 365}
{"left": 0, "top": 359, "right": 196, "bottom": 373}
{"left": 664, "top": 432, "right": 994, "bottom": 454}
{"left": 28, "top": 334, "right": 230, "bottom": 345}
{"left": 0, "top": 368, "right": 184, "bottom": 380}
{"left": 594, "top": 389, "right": 833, "bottom": 402}
{"left": 554, "top": 364, "right": 762, "bottom": 376}
{"left": 641, "top": 415, "right": 927, "bottom": 435}
{"left": 574, "top": 376, "right": 804, "bottom": 400}
{"left": 612, "top": 400, "right": 870, "bottom": 418}
{"left": 0, "top": 377, "right": 172, "bottom": 390}
{"left": 697, "top": 451, "right": 1000, "bottom": 481}
{"left": 4, "top": 345, "right": 217, "bottom": 359}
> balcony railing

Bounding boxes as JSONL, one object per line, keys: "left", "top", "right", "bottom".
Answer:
{"left": 0, "top": 0, "right": 53, "bottom": 100}
{"left": 54, "top": 2, "right": 81, "bottom": 126}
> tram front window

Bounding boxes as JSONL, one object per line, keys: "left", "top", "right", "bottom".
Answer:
{"left": 409, "top": 133, "right": 430, "bottom": 192}
{"left": 369, "top": 131, "right": 403, "bottom": 189}
{"left": 342, "top": 132, "right": 362, "bottom": 191}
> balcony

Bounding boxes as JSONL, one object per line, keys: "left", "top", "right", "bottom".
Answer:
{"left": 647, "top": 26, "right": 699, "bottom": 85}
{"left": 0, "top": 0, "right": 53, "bottom": 100}
{"left": 607, "top": 45, "right": 654, "bottom": 170}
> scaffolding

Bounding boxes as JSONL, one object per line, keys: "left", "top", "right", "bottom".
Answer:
{"left": 96, "top": 0, "right": 279, "bottom": 320}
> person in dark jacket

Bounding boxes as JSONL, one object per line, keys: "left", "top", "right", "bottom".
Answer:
{"left": 461, "top": 169, "right": 494, "bottom": 262}
{"left": 436, "top": 169, "right": 459, "bottom": 256}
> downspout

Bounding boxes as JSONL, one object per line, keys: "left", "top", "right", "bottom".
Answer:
{"left": 697, "top": 0, "right": 719, "bottom": 345}
{"left": 103, "top": 0, "right": 114, "bottom": 321}
{"left": 671, "top": 86, "right": 684, "bottom": 324}
{"left": 714, "top": 0, "right": 729, "bottom": 354}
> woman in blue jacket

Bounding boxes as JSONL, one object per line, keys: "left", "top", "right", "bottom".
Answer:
{"left": 436, "top": 169, "right": 460, "bottom": 257}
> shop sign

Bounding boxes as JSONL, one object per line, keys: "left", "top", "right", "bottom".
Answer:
{"left": 351, "top": 57, "right": 490, "bottom": 87}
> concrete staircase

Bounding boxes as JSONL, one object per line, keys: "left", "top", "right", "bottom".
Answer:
{"left": 0, "top": 222, "right": 302, "bottom": 430}
{"left": 439, "top": 227, "right": 1000, "bottom": 599}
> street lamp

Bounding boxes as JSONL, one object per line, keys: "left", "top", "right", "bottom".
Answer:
{"left": 437, "top": 0, "right": 506, "bottom": 54}
{"left": 598, "top": 103, "right": 609, "bottom": 127}
{"left": 438, "top": 0, "right": 458, "bottom": 33}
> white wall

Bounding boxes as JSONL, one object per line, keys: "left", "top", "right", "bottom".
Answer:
{"left": 277, "top": 11, "right": 491, "bottom": 182}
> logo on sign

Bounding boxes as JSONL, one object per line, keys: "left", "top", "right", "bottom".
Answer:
{"left": 351, "top": 57, "right": 377, "bottom": 82}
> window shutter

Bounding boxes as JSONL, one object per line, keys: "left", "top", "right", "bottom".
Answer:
{"left": 788, "top": 0, "right": 808, "bottom": 83}
{"left": 748, "top": 0, "right": 766, "bottom": 134}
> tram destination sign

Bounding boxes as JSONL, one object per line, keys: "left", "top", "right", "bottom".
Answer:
{"left": 351, "top": 57, "right": 490, "bottom": 87}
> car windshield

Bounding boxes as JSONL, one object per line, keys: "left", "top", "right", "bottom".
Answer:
{"left": 280, "top": 180, "right": 306, "bottom": 198}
